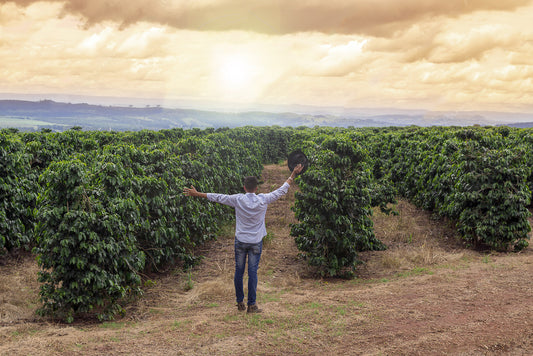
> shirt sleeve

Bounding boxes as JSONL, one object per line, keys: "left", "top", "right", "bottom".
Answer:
{"left": 261, "top": 182, "right": 290, "bottom": 205}
{"left": 206, "top": 193, "right": 240, "bottom": 207}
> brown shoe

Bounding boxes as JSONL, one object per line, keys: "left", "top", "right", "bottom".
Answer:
{"left": 237, "top": 302, "right": 246, "bottom": 311}
{"left": 247, "top": 304, "right": 262, "bottom": 314}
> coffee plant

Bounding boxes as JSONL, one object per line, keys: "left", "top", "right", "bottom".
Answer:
{"left": 0, "top": 131, "right": 37, "bottom": 253}
{"left": 370, "top": 126, "right": 531, "bottom": 251}
{"left": 290, "top": 132, "right": 388, "bottom": 277}
{"left": 35, "top": 158, "right": 145, "bottom": 322}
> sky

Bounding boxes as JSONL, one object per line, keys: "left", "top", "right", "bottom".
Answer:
{"left": 1, "top": 0, "right": 533, "bottom": 113}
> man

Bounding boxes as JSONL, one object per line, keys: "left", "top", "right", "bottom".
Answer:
{"left": 183, "top": 164, "right": 303, "bottom": 313}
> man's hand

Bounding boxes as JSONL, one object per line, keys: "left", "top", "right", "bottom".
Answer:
{"left": 287, "top": 164, "right": 304, "bottom": 185}
{"left": 183, "top": 185, "right": 197, "bottom": 196}
{"left": 183, "top": 185, "right": 207, "bottom": 198}
{"left": 292, "top": 163, "right": 304, "bottom": 177}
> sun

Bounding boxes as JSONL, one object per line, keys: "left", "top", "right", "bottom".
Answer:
{"left": 219, "top": 56, "right": 250, "bottom": 88}
{"left": 213, "top": 53, "right": 257, "bottom": 98}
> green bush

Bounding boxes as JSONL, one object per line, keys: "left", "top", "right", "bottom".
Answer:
{"left": 442, "top": 145, "right": 531, "bottom": 250}
{"left": 35, "top": 159, "right": 145, "bottom": 322}
{"left": 291, "top": 134, "right": 386, "bottom": 277}
{"left": 0, "top": 133, "right": 37, "bottom": 253}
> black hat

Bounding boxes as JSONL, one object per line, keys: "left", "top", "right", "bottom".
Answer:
{"left": 287, "top": 150, "right": 309, "bottom": 175}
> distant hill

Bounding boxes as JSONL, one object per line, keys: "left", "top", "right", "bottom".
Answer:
{"left": 0, "top": 99, "right": 410, "bottom": 131}
{"left": 499, "top": 122, "right": 533, "bottom": 128}
{"left": 1, "top": 99, "right": 533, "bottom": 131}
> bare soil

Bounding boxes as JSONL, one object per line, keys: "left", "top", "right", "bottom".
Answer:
{"left": 1, "top": 163, "right": 532, "bottom": 355}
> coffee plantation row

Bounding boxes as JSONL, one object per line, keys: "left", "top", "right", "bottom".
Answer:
{"left": 291, "top": 126, "right": 531, "bottom": 277}
{"left": 1, "top": 125, "right": 531, "bottom": 322}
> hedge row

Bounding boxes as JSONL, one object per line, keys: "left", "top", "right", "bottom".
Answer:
{"left": 363, "top": 126, "right": 531, "bottom": 251}
{"left": 289, "top": 128, "right": 394, "bottom": 276}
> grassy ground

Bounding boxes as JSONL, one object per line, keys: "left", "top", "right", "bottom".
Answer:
{"left": 1, "top": 163, "right": 532, "bottom": 355}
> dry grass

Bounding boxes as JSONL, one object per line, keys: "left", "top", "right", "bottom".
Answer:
{"left": 0, "top": 252, "right": 41, "bottom": 324}
{"left": 362, "top": 199, "right": 472, "bottom": 278}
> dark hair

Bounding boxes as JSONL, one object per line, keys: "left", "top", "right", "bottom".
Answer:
{"left": 244, "top": 176, "right": 258, "bottom": 192}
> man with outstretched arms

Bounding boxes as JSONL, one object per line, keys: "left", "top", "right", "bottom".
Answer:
{"left": 183, "top": 164, "right": 303, "bottom": 313}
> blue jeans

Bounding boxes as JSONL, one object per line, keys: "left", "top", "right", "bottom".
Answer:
{"left": 234, "top": 238, "right": 263, "bottom": 306}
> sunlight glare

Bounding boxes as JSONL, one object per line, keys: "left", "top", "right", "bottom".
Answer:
{"left": 215, "top": 53, "right": 257, "bottom": 95}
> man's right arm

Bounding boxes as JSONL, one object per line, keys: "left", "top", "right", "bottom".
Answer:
{"left": 263, "top": 164, "right": 304, "bottom": 204}
{"left": 285, "top": 163, "right": 303, "bottom": 186}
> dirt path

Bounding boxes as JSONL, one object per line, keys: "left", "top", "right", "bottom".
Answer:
{"left": 1, "top": 163, "right": 532, "bottom": 355}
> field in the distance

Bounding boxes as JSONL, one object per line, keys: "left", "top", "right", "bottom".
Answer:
{"left": 1, "top": 163, "right": 532, "bottom": 355}
{"left": 0, "top": 117, "right": 59, "bottom": 129}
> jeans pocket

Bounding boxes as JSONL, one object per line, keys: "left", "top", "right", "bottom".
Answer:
{"left": 251, "top": 242, "right": 262, "bottom": 255}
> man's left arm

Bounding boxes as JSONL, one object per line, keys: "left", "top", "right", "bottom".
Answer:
{"left": 183, "top": 185, "right": 238, "bottom": 207}
{"left": 183, "top": 185, "right": 207, "bottom": 199}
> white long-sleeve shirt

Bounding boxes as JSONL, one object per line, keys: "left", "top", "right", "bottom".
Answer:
{"left": 207, "top": 182, "right": 290, "bottom": 244}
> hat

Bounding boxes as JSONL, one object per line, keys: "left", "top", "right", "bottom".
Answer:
{"left": 287, "top": 150, "right": 309, "bottom": 175}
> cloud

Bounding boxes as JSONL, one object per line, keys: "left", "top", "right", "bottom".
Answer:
{"left": 2, "top": 0, "right": 532, "bottom": 35}
{"left": 428, "top": 29, "right": 516, "bottom": 63}
{"left": 392, "top": 24, "right": 526, "bottom": 64}
{"left": 1, "top": 0, "right": 533, "bottom": 112}
{"left": 301, "top": 39, "right": 371, "bottom": 77}
{"left": 365, "top": 5, "right": 533, "bottom": 66}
